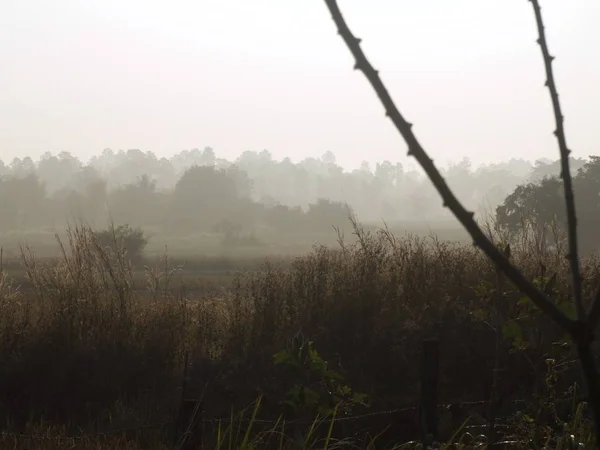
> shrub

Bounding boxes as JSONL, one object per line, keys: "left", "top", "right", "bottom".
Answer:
{"left": 94, "top": 224, "right": 148, "bottom": 264}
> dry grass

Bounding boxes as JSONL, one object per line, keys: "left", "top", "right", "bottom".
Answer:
{"left": 0, "top": 221, "right": 597, "bottom": 448}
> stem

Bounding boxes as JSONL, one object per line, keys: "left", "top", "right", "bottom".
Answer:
{"left": 528, "top": 0, "right": 584, "bottom": 320}
{"left": 488, "top": 266, "right": 504, "bottom": 444}
{"left": 321, "top": 0, "right": 573, "bottom": 334}
{"left": 577, "top": 341, "right": 600, "bottom": 448}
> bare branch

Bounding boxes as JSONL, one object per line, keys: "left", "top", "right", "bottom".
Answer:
{"left": 322, "top": 0, "right": 573, "bottom": 333}
{"left": 528, "top": 0, "right": 584, "bottom": 320}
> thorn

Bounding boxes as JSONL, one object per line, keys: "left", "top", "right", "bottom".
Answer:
{"left": 406, "top": 122, "right": 413, "bottom": 130}
{"left": 355, "top": 37, "right": 362, "bottom": 45}
{"left": 544, "top": 80, "right": 548, "bottom": 86}
{"left": 536, "top": 38, "right": 541, "bottom": 45}
{"left": 407, "top": 149, "right": 414, "bottom": 157}
{"left": 549, "top": 55, "right": 555, "bottom": 62}
{"left": 553, "top": 130, "right": 558, "bottom": 136}
{"left": 353, "top": 63, "right": 360, "bottom": 70}
{"left": 442, "top": 201, "right": 448, "bottom": 208}
{"left": 385, "top": 111, "right": 390, "bottom": 117}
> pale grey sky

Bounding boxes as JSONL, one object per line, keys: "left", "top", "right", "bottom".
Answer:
{"left": 1, "top": 1, "right": 598, "bottom": 170}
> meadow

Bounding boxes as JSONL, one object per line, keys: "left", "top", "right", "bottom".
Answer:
{"left": 0, "top": 220, "right": 596, "bottom": 449}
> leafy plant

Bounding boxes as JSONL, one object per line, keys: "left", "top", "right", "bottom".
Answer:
{"left": 273, "top": 332, "right": 369, "bottom": 418}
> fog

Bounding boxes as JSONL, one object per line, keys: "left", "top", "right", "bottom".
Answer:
{"left": 1, "top": 1, "right": 599, "bottom": 258}
{"left": 0, "top": 149, "right": 589, "bottom": 251}
{"left": 2, "top": 1, "right": 599, "bottom": 171}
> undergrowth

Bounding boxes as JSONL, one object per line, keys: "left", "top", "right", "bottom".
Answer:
{"left": 0, "top": 222, "right": 598, "bottom": 448}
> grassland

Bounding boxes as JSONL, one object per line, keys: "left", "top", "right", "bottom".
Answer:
{"left": 0, "top": 222, "right": 596, "bottom": 449}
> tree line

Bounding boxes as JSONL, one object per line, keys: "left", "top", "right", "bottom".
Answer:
{"left": 0, "top": 149, "right": 597, "bottom": 249}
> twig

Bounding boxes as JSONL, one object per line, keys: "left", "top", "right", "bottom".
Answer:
{"left": 527, "top": 1, "right": 600, "bottom": 444}
{"left": 321, "top": 0, "right": 573, "bottom": 334}
{"left": 527, "top": 0, "right": 584, "bottom": 320}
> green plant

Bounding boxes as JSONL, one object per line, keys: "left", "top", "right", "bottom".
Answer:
{"left": 273, "top": 333, "right": 369, "bottom": 418}
{"left": 94, "top": 223, "right": 148, "bottom": 263}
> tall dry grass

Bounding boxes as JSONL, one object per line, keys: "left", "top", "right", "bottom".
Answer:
{"left": 0, "top": 221, "right": 598, "bottom": 447}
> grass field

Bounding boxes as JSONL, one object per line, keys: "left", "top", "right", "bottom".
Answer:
{"left": 0, "top": 222, "right": 596, "bottom": 448}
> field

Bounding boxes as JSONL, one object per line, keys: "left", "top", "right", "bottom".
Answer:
{"left": 0, "top": 221, "right": 597, "bottom": 449}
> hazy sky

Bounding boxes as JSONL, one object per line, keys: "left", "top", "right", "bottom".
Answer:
{"left": 1, "top": 1, "right": 598, "bottom": 170}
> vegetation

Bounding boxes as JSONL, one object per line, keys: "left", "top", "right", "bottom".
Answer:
{"left": 496, "top": 156, "right": 600, "bottom": 256}
{"left": 94, "top": 223, "right": 149, "bottom": 264}
{"left": 0, "top": 0, "right": 598, "bottom": 448}
{"left": 0, "top": 220, "right": 598, "bottom": 448}
{"left": 1, "top": 148, "right": 597, "bottom": 249}
{"left": 322, "top": 0, "right": 600, "bottom": 447}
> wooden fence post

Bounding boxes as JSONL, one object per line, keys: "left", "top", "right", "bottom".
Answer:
{"left": 419, "top": 338, "right": 439, "bottom": 446}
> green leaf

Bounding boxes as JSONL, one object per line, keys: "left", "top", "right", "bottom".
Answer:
{"left": 325, "top": 369, "right": 345, "bottom": 382}
{"left": 352, "top": 392, "right": 370, "bottom": 406}
{"left": 302, "top": 387, "right": 320, "bottom": 407}
{"left": 557, "top": 300, "right": 576, "bottom": 320}
{"left": 502, "top": 320, "right": 529, "bottom": 350}
{"left": 273, "top": 350, "right": 292, "bottom": 365}
{"left": 470, "top": 309, "right": 489, "bottom": 321}
{"left": 502, "top": 320, "right": 521, "bottom": 340}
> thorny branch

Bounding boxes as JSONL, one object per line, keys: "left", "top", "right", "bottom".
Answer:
{"left": 527, "top": 0, "right": 584, "bottom": 320}
{"left": 321, "top": 0, "right": 573, "bottom": 334}
{"left": 322, "top": 0, "right": 600, "bottom": 444}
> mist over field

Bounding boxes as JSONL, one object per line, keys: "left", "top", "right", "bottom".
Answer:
{"left": 0, "top": 149, "right": 594, "bottom": 261}
{"left": 2, "top": 1, "right": 600, "bottom": 448}
{"left": 2, "top": 0, "right": 599, "bottom": 259}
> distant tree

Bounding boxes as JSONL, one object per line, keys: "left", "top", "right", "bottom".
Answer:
{"left": 0, "top": 173, "right": 47, "bottom": 229}
{"left": 306, "top": 198, "right": 353, "bottom": 231}
{"left": 10, "top": 157, "right": 36, "bottom": 177}
{"left": 529, "top": 156, "right": 587, "bottom": 182}
{"left": 94, "top": 224, "right": 148, "bottom": 264}
{"left": 171, "top": 165, "right": 242, "bottom": 230}
{"left": 108, "top": 174, "right": 160, "bottom": 226}
{"left": 201, "top": 146, "right": 216, "bottom": 167}
{"left": 264, "top": 204, "right": 305, "bottom": 233}
{"left": 496, "top": 156, "right": 600, "bottom": 254}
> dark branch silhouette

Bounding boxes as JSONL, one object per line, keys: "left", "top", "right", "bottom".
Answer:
{"left": 528, "top": 0, "right": 584, "bottom": 319}
{"left": 322, "top": 0, "right": 600, "bottom": 443}
{"left": 321, "top": 0, "right": 572, "bottom": 333}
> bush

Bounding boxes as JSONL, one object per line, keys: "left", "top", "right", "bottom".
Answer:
{"left": 94, "top": 224, "right": 148, "bottom": 264}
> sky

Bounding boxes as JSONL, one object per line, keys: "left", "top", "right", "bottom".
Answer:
{"left": 1, "top": 0, "right": 599, "bottom": 171}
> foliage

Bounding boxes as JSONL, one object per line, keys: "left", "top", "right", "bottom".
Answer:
{"left": 496, "top": 156, "right": 600, "bottom": 255}
{"left": 273, "top": 333, "right": 369, "bottom": 418}
{"left": 94, "top": 223, "right": 149, "bottom": 263}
